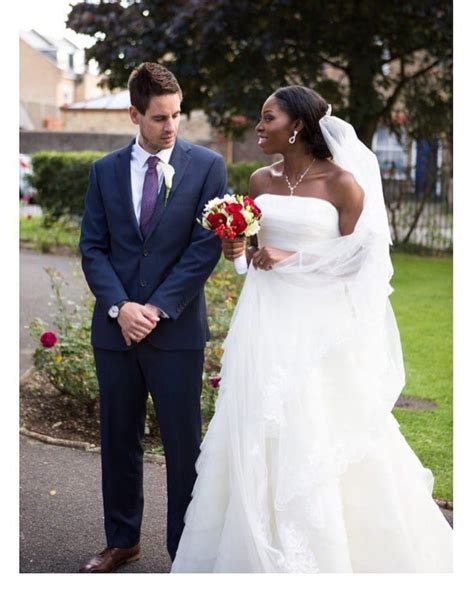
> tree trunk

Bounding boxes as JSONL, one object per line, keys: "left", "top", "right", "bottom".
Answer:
{"left": 356, "top": 118, "right": 379, "bottom": 148}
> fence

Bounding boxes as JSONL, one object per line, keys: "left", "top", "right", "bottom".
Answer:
{"left": 383, "top": 173, "right": 453, "bottom": 254}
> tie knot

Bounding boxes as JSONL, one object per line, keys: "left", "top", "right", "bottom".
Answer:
{"left": 147, "top": 155, "right": 159, "bottom": 169}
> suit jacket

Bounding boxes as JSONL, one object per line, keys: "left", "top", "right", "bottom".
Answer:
{"left": 79, "top": 137, "right": 227, "bottom": 351}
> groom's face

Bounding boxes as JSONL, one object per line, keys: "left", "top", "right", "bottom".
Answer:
{"left": 129, "top": 93, "right": 182, "bottom": 153}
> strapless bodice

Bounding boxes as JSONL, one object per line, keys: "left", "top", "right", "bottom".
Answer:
{"left": 255, "top": 194, "right": 341, "bottom": 251}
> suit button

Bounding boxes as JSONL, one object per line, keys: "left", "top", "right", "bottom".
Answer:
{"left": 143, "top": 250, "right": 149, "bottom": 257}
{"left": 140, "top": 280, "right": 148, "bottom": 287}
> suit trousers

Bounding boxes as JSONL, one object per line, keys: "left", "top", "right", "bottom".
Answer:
{"left": 93, "top": 342, "right": 204, "bottom": 560}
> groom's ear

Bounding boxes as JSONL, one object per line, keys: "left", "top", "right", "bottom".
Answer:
{"left": 129, "top": 105, "right": 140, "bottom": 125}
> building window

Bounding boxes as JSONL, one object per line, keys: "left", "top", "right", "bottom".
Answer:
{"left": 372, "top": 126, "right": 411, "bottom": 180}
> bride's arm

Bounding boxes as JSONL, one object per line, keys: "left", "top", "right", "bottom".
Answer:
{"left": 330, "top": 170, "right": 364, "bottom": 235}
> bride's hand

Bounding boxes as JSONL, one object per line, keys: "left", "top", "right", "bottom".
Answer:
{"left": 252, "top": 246, "right": 294, "bottom": 270}
{"left": 221, "top": 236, "right": 246, "bottom": 261}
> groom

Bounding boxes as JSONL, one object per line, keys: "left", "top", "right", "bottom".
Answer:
{"left": 79, "top": 62, "right": 227, "bottom": 572}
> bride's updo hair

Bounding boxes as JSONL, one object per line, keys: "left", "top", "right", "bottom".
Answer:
{"left": 272, "top": 86, "right": 332, "bottom": 159}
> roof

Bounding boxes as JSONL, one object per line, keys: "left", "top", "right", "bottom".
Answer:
{"left": 65, "top": 90, "right": 130, "bottom": 110}
{"left": 20, "top": 29, "right": 80, "bottom": 52}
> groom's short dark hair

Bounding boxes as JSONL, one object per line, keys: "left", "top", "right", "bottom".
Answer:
{"left": 128, "top": 63, "right": 183, "bottom": 114}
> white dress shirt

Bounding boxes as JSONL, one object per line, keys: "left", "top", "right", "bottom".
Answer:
{"left": 120, "top": 136, "right": 174, "bottom": 319}
{"left": 130, "top": 135, "right": 174, "bottom": 223}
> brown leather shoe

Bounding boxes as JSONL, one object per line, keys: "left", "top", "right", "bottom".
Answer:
{"left": 79, "top": 544, "right": 140, "bottom": 573}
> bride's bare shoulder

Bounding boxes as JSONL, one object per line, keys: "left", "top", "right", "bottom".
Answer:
{"left": 325, "top": 162, "right": 363, "bottom": 208}
{"left": 249, "top": 161, "right": 283, "bottom": 198}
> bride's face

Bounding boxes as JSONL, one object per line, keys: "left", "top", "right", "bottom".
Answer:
{"left": 256, "top": 96, "right": 295, "bottom": 154}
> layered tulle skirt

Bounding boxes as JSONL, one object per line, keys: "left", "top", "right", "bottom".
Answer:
{"left": 172, "top": 265, "right": 452, "bottom": 573}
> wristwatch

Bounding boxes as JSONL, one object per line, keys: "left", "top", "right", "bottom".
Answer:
{"left": 108, "top": 300, "right": 129, "bottom": 319}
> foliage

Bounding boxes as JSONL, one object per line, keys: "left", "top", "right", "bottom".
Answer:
{"left": 20, "top": 216, "right": 81, "bottom": 254}
{"left": 28, "top": 256, "right": 245, "bottom": 433}
{"left": 226, "top": 160, "right": 265, "bottom": 195}
{"left": 27, "top": 151, "right": 264, "bottom": 219}
{"left": 29, "top": 267, "right": 99, "bottom": 416}
{"left": 201, "top": 257, "right": 245, "bottom": 428}
{"left": 67, "top": 0, "right": 452, "bottom": 146}
{"left": 29, "top": 151, "right": 104, "bottom": 221}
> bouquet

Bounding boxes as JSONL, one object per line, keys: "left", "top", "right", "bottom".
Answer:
{"left": 198, "top": 194, "right": 262, "bottom": 274}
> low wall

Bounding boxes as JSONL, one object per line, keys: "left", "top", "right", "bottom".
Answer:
{"left": 20, "top": 131, "right": 135, "bottom": 154}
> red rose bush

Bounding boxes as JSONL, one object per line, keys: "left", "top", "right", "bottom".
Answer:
{"left": 198, "top": 194, "right": 262, "bottom": 274}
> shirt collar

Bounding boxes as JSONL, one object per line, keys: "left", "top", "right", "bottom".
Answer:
{"left": 132, "top": 135, "right": 174, "bottom": 167}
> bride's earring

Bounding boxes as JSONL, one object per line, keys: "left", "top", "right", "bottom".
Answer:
{"left": 289, "top": 130, "right": 298, "bottom": 144}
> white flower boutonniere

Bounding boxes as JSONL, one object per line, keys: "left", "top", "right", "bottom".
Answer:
{"left": 157, "top": 161, "right": 175, "bottom": 205}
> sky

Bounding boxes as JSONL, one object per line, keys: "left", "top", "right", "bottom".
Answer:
{"left": 19, "top": 0, "right": 96, "bottom": 47}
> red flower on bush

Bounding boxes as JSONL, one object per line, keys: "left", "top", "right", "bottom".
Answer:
{"left": 210, "top": 376, "right": 221, "bottom": 388}
{"left": 40, "top": 331, "right": 57, "bottom": 348}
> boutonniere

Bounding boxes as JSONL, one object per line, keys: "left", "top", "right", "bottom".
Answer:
{"left": 157, "top": 161, "right": 175, "bottom": 206}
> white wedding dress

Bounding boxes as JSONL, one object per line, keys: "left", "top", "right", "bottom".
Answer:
{"left": 171, "top": 194, "right": 452, "bottom": 573}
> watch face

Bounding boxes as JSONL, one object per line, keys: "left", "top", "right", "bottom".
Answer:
{"left": 109, "top": 305, "right": 119, "bottom": 318}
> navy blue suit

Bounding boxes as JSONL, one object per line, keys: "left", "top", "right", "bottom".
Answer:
{"left": 80, "top": 137, "right": 227, "bottom": 559}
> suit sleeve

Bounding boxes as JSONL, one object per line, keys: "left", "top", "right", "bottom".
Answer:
{"left": 79, "top": 162, "right": 129, "bottom": 314}
{"left": 147, "top": 155, "right": 227, "bottom": 320}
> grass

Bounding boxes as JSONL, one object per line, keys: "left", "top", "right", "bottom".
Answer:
{"left": 390, "top": 253, "right": 452, "bottom": 500}
{"left": 20, "top": 216, "right": 80, "bottom": 254}
{"left": 21, "top": 215, "right": 452, "bottom": 499}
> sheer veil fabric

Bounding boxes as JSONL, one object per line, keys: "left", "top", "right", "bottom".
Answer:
{"left": 171, "top": 112, "right": 453, "bottom": 573}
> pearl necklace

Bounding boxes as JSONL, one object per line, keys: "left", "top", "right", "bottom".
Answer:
{"left": 284, "top": 158, "right": 315, "bottom": 196}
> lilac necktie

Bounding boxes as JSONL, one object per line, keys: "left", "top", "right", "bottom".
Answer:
{"left": 139, "top": 155, "right": 159, "bottom": 236}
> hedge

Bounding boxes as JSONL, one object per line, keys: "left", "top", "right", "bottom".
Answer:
{"left": 226, "top": 160, "right": 266, "bottom": 195}
{"left": 30, "top": 151, "right": 105, "bottom": 221}
{"left": 29, "top": 151, "right": 265, "bottom": 219}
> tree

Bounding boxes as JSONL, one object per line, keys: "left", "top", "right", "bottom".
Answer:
{"left": 67, "top": 0, "right": 452, "bottom": 146}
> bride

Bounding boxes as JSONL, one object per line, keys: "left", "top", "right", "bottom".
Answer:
{"left": 171, "top": 86, "right": 452, "bottom": 573}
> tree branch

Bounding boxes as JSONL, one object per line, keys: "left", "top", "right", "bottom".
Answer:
{"left": 321, "top": 56, "right": 348, "bottom": 73}
{"left": 379, "top": 57, "right": 442, "bottom": 118}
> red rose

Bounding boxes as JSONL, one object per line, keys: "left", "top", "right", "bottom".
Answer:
{"left": 40, "top": 331, "right": 57, "bottom": 348}
{"left": 244, "top": 196, "right": 261, "bottom": 216}
{"left": 225, "top": 202, "right": 243, "bottom": 214}
{"left": 210, "top": 376, "right": 221, "bottom": 388}
{"left": 230, "top": 211, "right": 247, "bottom": 235}
{"left": 207, "top": 212, "right": 227, "bottom": 230}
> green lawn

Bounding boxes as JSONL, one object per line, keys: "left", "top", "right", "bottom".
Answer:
{"left": 20, "top": 215, "right": 452, "bottom": 499}
{"left": 20, "top": 216, "right": 80, "bottom": 253}
{"left": 390, "top": 253, "right": 452, "bottom": 500}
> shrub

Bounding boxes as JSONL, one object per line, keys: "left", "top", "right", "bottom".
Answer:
{"left": 30, "top": 151, "right": 104, "bottom": 221}
{"left": 29, "top": 267, "right": 99, "bottom": 417}
{"left": 227, "top": 160, "right": 265, "bottom": 195}
{"left": 29, "top": 256, "right": 243, "bottom": 440}
{"left": 29, "top": 151, "right": 264, "bottom": 220}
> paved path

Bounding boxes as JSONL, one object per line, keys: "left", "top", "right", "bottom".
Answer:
{"left": 20, "top": 435, "right": 171, "bottom": 573}
{"left": 20, "top": 249, "right": 171, "bottom": 573}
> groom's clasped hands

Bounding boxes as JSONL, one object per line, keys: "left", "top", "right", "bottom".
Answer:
{"left": 117, "top": 302, "right": 161, "bottom": 346}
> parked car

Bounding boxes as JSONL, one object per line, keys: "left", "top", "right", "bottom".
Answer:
{"left": 20, "top": 153, "right": 36, "bottom": 202}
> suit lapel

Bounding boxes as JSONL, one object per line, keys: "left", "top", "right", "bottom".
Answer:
{"left": 144, "top": 138, "right": 192, "bottom": 242}
{"left": 115, "top": 140, "right": 143, "bottom": 242}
